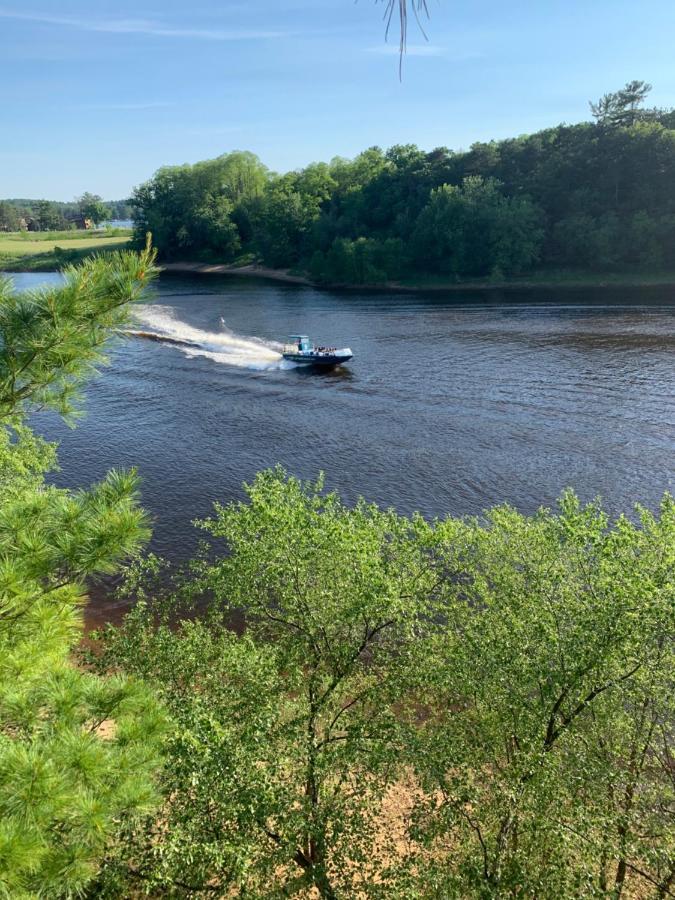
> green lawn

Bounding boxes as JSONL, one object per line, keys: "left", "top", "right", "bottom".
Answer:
{"left": 0, "top": 227, "right": 131, "bottom": 244}
{"left": 0, "top": 231, "right": 133, "bottom": 271}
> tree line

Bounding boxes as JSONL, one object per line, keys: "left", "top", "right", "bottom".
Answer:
{"left": 0, "top": 196, "right": 133, "bottom": 232}
{"left": 131, "top": 81, "right": 675, "bottom": 283}
{"left": 0, "top": 250, "right": 673, "bottom": 897}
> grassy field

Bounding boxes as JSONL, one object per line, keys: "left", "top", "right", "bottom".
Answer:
{"left": 0, "top": 230, "right": 133, "bottom": 271}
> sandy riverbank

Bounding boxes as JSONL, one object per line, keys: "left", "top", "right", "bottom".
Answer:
{"left": 160, "top": 262, "right": 312, "bottom": 285}
{"left": 159, "top": 262, "right": 675, "bottom": 293}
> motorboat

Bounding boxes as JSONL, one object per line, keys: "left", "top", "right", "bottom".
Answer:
{"left": 282, "top": 335, "right": 353, "bottom": 367}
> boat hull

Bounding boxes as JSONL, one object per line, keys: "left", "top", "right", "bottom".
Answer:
{"left": 283, "top": 350, "right": 352, "bottom": 367}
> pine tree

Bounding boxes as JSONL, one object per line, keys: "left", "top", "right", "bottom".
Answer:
{"left": 0, "top": 245, "right": 166, "bottom": 897}
{"left": 590, "top": 80, "right": 653, "bottom": 127}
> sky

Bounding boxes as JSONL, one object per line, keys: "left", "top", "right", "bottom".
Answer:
{"left": 2, "top": 0, "right": 675, "bottom": 200}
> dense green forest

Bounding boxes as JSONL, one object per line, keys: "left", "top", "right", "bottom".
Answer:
{"left": 131, "top": 82, "right": 675, "bottom": 283}
{"left": 0, "top": 250, "right": 673, "bottom": 897}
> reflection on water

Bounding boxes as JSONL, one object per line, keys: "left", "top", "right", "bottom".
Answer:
{"left": 8, "top": 273, "right": 675, "bottom": 616}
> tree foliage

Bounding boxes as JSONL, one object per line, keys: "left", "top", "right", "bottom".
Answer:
{"left": 411, "top": 176, "right": 544, "bottom": 277}
{"left": 0, "top": 198, "right": 131, "bottom": 233}
{"left": 132, "top": 152, "right": 267, "bottom": 262}
{"left": 93, "top": 469, "right": 437, "bottom": 897}
{"left": 404, "top": 492, "right": 675, "bottom": 897}
{"left": 0, "top": 247, "right": 155, "bottom": 420}
{"left": 35, "top": 200, "right": 64, "bottom": 232}
{"left": 96, "top": 470, "right": 675, "bottom": 898}
{"left": 0, "top": 248, "right": 166, "bottom": 898}
{"left": 78, "top": 192, "right": 110, "bottom": 226}
{"left": 0, "top": 202, "right": 20, "bottom": 232}
{"left": 131, "top": 86, "right": 675, "bottom": 283}
{"left": 590, "top": 80, "right": 654, "bottom": 127}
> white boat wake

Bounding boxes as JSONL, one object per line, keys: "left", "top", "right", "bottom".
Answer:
{"left": 130, "top": 305, "right": 288, "bottom": 370}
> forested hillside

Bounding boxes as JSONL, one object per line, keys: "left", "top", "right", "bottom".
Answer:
{"left": 132, "top": 82, "right": 675, "bottom": 283}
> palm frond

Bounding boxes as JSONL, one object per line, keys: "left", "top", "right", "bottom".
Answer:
{"left": 377, "top": 0, "right": 431, "bottom": 76}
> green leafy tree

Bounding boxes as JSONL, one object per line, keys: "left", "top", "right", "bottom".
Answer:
{"left": 403, "top": 492, "right": 675, "bottom": 898}
{"left": 188, "top": 193, "right": 241, "bottom": 258}
{"left": 0, "top": 201, "right": 20, "bottom": 232}
{"left": 253, "top": 181, "right": 315, "bottom": 266}
{"left": 132, "top": 152, "right": 267, "bottom": 261}
{"left": 94, "top": 468, "right": 438, "bottom": 898}
{"left": 310, "top": 236, "right": 405, "bottom": 283}
{"left": 129, "top": 88, "right": 675, "bottom": 281}
{"left": 77, "top": 192, "right": 110, "bottom": 226}
{"left": 34, "top": 200, "right": 64, "bottom": 231}
{"left": 253, "top": 164, "right": 337, "bottom": 267}
{"left": 322, "top": 145, "right": 450, "bottom": 244}
{"left": 0, "top": 246, "right": 166, "bottom": 897}
{"left": 412, "top": 176, "right": 543, "bottom": 277}
{"left": 95, "top": 473, "right": 675, "bottom": 898}
{"left": 106, "top": 199, "right": 134, "bottom": 221}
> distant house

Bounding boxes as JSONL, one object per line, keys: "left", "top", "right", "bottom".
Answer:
{"left": 64, "top": 213, "right": 94, "bottom": 230}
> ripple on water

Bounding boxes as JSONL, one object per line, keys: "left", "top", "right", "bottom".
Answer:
{"left": 10, "top": 272, "right": 674, "bottom": 573}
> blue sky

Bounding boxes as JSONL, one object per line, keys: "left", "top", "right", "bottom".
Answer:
{"left": 2, "top": 0, "right": 675, "bottom": 199}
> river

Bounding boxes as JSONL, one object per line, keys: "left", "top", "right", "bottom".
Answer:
{"left": 6, "top": 271, "right": 675, "bottom": 581}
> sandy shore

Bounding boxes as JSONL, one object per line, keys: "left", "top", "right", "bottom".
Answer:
{"left": 160, "top": 262, "right": 311, "bottom": 285}
{"left": 159, "top": 262, "right": 476, "bottom": 292}
{"left": 159, "top": 262, "right": 675, "bottom": 293}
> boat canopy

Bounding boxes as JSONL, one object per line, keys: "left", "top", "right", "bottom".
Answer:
{"left": 288, "top": 334, "right": 312, "bottom": 352}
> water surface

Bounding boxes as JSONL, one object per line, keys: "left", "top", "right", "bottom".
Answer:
{"left": 8, "top": 272, "right": 675, "bottom": 572}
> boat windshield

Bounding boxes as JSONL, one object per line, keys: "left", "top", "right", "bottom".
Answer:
{"left": 285, "top": 335, "right": 313, "bottom": 353}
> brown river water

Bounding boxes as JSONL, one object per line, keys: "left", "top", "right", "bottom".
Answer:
{"left": 8, "top": 271, "right": 675, "bottom": 623}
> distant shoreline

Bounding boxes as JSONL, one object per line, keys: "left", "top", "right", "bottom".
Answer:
{"left": 160, "top": 261, "right": 675, "bottom": 293}
{"left": 5, "top": 255, "right": 675, "bottom": 292}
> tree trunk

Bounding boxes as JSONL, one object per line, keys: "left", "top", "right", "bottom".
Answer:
{"left": 304, "top": 688, "right": 338, "bottom": 900}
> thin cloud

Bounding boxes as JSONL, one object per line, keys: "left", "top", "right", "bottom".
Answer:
{"left": 0, "top": 9, "right": 287, "bottom": 40}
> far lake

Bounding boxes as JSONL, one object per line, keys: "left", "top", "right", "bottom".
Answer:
{"left": 7, "top": 271, "right": 675, "bottom": 582}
